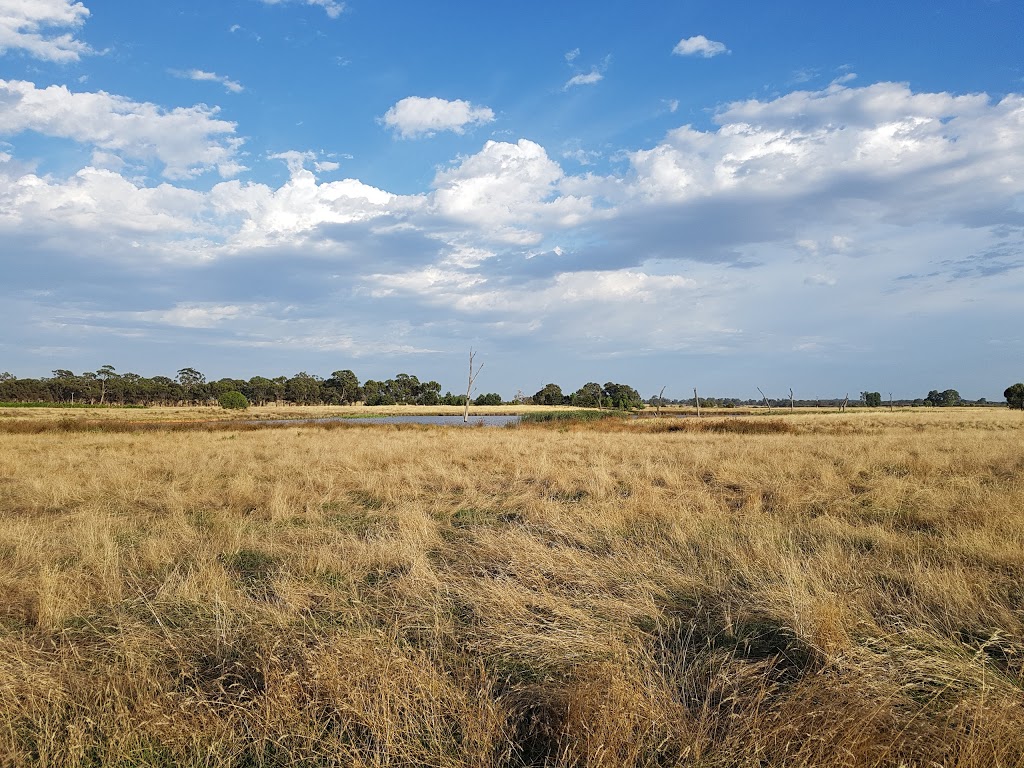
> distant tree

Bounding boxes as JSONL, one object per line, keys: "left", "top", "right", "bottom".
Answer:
{"left": 363, "top": 380, "right": 381, "bottom": 405}
{"left": 1005, "top": 383, "right": 1024, "bottom": 410}
{"left": 218, "top": 391, "right": 249, "bottom": 410}
{"left": 0, "top": 372, "right": 13, "bottom": 382}
{"left": 418, "top": 380, "right": 442, "bottom": 406}
{"left": 602, "top": 382, "right": 644, "bottom": 410}
{"left": 119, "top": 372, "right": 143, "bottom": 404}
{"left": 533, "top": 383, "right": 565, "bottom": 406}
{"left": 862, "top": 391, "right": 882, "bottom": 407}
{"left": 48, "top": 369, "right": 79, "bottom": 403}
{"left": 570, "top": 382, "right": 604, "bottom": 408}
{"left": 925, "top": 389, "right": 961, "bottom": 407}
{"left": 441, "top": 392, "right": 468, "bottom": 406}
{"left": 96, "top": 364, "right": 118, "bottom": 405}
{"left": 149, "top": 376, "right": 179, "bottom": 405}
{"left": 211, "top": 378, "right": 246, "bottom": 399}
{"left": 271, "top": 376, "right": 287, "bottom": 404}
{"left": 285, "top": 372, "right": 323, "bottom": 405}
{"left": 474, "top": 392, "right": 502, "bottom": 406}
{"left": 325, "top": 369, "right": 362, "bottom": 404}
{"left": 177, "top": 367, "right": 206, "bottom": 404}
{"left": 244, "top": 376, "right": 276, "bottom": 407}
{"left": 391, "top": 373, "right": 420, "bottom": 404}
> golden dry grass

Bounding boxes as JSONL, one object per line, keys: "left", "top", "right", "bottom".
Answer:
{"left": 0, "top": 409, "right": 1022, "bottom": 766}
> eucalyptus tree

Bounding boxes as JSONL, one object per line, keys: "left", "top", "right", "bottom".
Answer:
{"left": 96, "top": 364, "right": 118, "bottom": 405}
{"left": 325, "top": 370, "right": 361, "bottom": 404}
{"left": 1005, "top": 383, "right": 1024, "bottom": 410}
{"left": 177, "top": 368, "right": 206, "bottom": 404}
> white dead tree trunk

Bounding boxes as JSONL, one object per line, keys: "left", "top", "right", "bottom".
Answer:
{"left": 889, "top": 392, "right": 894, "bottom": 412}
{"left": 694, "top": 387, "right": 701, "bottom": 418}
{"left": 789, "top": 388, "right": 795, "bottom": 412}
{"left": 757, "top": 387, "right": 772, "bottom": 413}
{"left": 464, "top": 348, "right": 483, "bottom": 423}
{"left": 657, "top": 385, "right": 666, "bottom": 417}
{"left": 840, "top": 393, "right": 849, "bottom": 413}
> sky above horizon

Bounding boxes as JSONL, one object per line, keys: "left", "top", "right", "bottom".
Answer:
{"left": 1, "top": 0, "right": 1022, "bottom": 400}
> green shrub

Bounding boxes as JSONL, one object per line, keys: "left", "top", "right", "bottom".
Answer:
{"left": 218, "top": 391, "right": 250, "bottom": 410}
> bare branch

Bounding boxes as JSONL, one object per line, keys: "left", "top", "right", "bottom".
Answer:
{"left": 464, "top": 348, "right": 484, "bottom": 423}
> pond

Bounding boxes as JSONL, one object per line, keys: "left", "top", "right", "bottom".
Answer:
{"left": 247, "top": 414, "right": 522, "bottom": 427}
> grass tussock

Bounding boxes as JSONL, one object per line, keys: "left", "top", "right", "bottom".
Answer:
{"left": 0, "top": 409, "right": 1023, "bottom": 766}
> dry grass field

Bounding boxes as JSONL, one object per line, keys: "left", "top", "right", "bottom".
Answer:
{"left": 0, "top": 408, "right": 1022, "bottom": 767}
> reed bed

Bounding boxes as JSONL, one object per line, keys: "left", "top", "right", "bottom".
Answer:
{"left": 0, "top": 409, "right": 1021, "bottom": 766}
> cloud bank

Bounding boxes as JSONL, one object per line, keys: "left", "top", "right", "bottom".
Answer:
{"left": 1, "top": 75, "right": 1021, "bottom": 392}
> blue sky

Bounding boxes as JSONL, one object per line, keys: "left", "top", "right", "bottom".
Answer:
{"left": 1, "top": 0, "right": 1022, "bottom": 400}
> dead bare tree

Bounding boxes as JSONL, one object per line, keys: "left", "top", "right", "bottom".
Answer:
{"left": 889, "top": 392, "right": 894, "bottom": 412}
{"left": 840, "top": 393, "right": 849, "bottom": 413}
{"left": 789, "top": 387, "right": 795, "bottom": 412}
{"left": 464, "top": 348, "right": 483, "bottom": 423}
{"left": 757, "top": 387, "right": 771, "bottom": 412}
{"left": 657, "top": 385, "right": 666, "bottom": 417}
{"left": 694, "top": 387, "right": 701, "bottom": 418}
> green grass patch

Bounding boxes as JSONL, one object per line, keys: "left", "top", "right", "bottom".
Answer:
{"left": 450, "top": 506, "right": 523, "bottom": 528}
{"left": 518, "top": 410, "right": 631, "bottom": 424}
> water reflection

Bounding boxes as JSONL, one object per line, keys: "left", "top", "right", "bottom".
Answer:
{"left": 248, "top": 415, "right": 522, "bottom": 427}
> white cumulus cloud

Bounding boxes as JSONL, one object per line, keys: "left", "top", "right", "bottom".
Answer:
{"left": 624, "top": 82, "right": 1024, "bottom": 207}
{"left": 259, "top": 0, "right": 344, "bottom": 19}
{"left": 381, "top": 96, "right": 494, "bottom": 139}
{"left": 0, "top": 0, "right": 92, "bottom": 62}
{"left": 0, "top": 79, "right": 244, "bottom": 179}
{"left": 173, "top": 69, "right": 244, "bottom": 94}
{"left": 673, "top": 35, "right": 729, "bottom": 58}
{"left": 431, "top": 139, "right": 592, "bottom": 243}
{"left": 210, "top": 168, "right": 420, "bottom": 247}
{"left": 564, "top": 70, "right": 603, "bottom": 90}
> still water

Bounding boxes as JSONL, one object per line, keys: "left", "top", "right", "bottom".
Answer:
{"left": 248, "top": 415, "right": 522, "bottom": 427}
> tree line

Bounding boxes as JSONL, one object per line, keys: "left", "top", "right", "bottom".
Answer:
{"left": 0, "top": 368, "right": 644, "bottom": 409}
{"left": 648, "top": 389, "right": 1000, "bottom": 409}
{"left": 0, "top": 368, "right": 485, "bottom": 407}
{"left": 0, "top": 367, "right": 1019, "bottom": 409}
